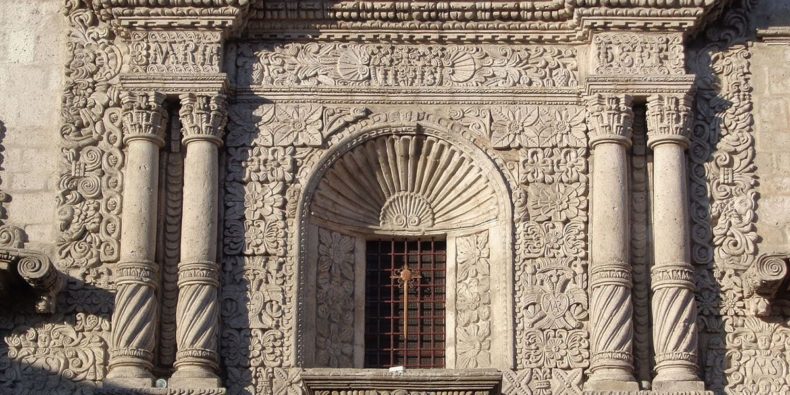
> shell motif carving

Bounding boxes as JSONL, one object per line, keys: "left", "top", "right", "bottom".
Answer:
{"left": 380, "top": 192, "right": 435, "bottom": 229}
{"left": 312, "top": 134, "right": 498, "bottom": 232}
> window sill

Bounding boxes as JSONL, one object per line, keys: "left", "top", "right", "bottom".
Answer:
{"left": 301, "top": 368, "right": 502, "bottom": 394}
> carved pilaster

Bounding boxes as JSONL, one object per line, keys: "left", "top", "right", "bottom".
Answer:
{"left": 171, "top": 93, "right": 227, "bottom": 388}
{"left": 107, "top": 91, "right": 168, "bottom": 388}
{"left": 584, "top": 94, "right": 639, "bottom": 391}
{"left": 646, "top": 92, "right": 705, "bottom": 392}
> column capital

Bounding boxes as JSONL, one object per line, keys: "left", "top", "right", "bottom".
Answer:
{"left": 646, "top": 93, "right": 693, "bottom": 149}
{"left": 585, "top": 94, "right": 634, "bottom": 148}
{"left": 121, "top": 91, "right": 168, "bottom": 147}
{"left": 179, "top": 93, "right": 228, "bottom": 146}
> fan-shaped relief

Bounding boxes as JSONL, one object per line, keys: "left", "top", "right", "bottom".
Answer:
{"left": 311, "top": 134, "right": 499, "bottom": 233}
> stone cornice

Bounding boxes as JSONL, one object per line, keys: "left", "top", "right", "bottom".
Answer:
{"left": 92, "top": 0, "right": 250, "bottom": 31}
{"left": 242, "top": 0, "right": 724, "bottom": 43}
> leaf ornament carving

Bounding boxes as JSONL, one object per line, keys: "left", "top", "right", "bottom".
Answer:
{"left": 456, "top": 231, "right": 493, "bottom": 368}
{"left": 314, "top": 229, "right": 355, "bottom": 368}
{"left": 239, "top": 43, "right": 578, "bottom": 89}
{"left": 57, "top": 2, "right": 124, "bottom": 274}
{"left": 491, "top": 106, "right": 586, "bottom": 149}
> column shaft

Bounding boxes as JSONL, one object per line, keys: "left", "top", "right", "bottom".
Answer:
{"left": 107, "top": 92, "right": 166, "bottom": 387}
{"left": 170, "top": 93, "right": 227, "bottom": 388}
{"left": 647, "top": 94, "right": 704, "bottom": 391}
{"left": 585, "top": 94, "right": 639, "bottom": 391}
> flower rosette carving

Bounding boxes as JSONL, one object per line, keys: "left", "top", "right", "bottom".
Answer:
{"left": 520, "top": 148, "right": 587, "bottom": 186}
{"left": 271, "top": 105, "right": 324, "bottom": 147}
{"left": 521, "top": 222, "right": 585, "bottom": 259}
{"left": 522, "top": 329, "right": 589, "bottom": 369}
{"left": 224, "top": 182, "right": 287, "bottom": 256}
{"left": 492, "top": 106, "right": 586, "bottom": 149}
{"left": 314, "top": 229, "right": 355, "bottom": 367}
{"left": 526, "top": 183, "right": 587, "bottom": 223}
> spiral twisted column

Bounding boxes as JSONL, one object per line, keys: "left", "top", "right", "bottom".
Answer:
{"left": 647, "top": 93, "right": 705, "bottom": 392}
{"left": 106, "top": 92, "right": 167, "bottom": 388}
{"left": 170, "top": 93, "right": 227, "bottom": 389}
{"left": 584, "top": 94, "right": 639, "bottom": 392}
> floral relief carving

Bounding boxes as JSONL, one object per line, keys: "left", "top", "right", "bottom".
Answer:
{"left": 237, "top": 43, "right": 578, "bottom": 89}
{"left": 521, "top": 222, "right": 585, "bottom": 259}
{"left": 520, "top": 148, "right": 587, "bottom": 185}
{"left": 456, "top": 231, "right": 493, "bottom": 368}
{"left": 491, "top": 106, "right": 586, "bottom": 149}
{"left": 526, "top": 183, "right": 587, "bottom": 222}
{"left": 2, "top": 313, "right": 110, "bottom": 391}
{"left": 523, "top": 329, "right": 589, "bottom": 369}
{"left": 227, "top": 146, "right": 296, "bottom": 184}
{"left": 224, "top": 182, "right": 287, "bottom": 257}
{"left": 314, "top": 229, "right": 355, "bottom": 368}
{"left": 271, "top": 105, "right": 323, "bottom": 147}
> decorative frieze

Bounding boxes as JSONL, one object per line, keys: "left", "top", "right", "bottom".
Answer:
{"left": 235, "top": 43, "right": 578, "bottom": 89}
{"left": 593, "top": 33, "right": 685, "bottom": 76}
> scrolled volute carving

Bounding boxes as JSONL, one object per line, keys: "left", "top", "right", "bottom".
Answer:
{"left": 646, "top": 93, "right": 693, "bottom": 149}
{"left": 179, "top": 93, "right": 228, "bottom": 146}
{"left": 121, "top": 91, "right": 168, "bottom": 146}
{"left": 0, "top": 248, "right": 63, "bottom": 314}
{"left": 584, "top": 94, "right": 633, "bottom": 148}
{"left": 743, "top": 254, "right": 789, "bottom": 317}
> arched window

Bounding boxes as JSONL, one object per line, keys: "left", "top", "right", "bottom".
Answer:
{"left": 297, "top": 124, "right": 514, "bottom": 370}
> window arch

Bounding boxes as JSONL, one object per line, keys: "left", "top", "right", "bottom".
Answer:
{"left": 295, "top": 114, "right": 515, "bottom": 370}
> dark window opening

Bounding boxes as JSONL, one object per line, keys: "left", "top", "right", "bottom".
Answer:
{"left": 364, "top": 239, "right": 446, "bottom": 368}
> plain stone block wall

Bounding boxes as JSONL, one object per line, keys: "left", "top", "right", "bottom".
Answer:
{"left": 752, "top": 37, "right": 790, "bottom": 254}
{"left": 0, "top": 1, "right": 66, "bottom": 250}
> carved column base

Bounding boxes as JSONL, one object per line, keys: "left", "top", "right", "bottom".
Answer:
{"left": 584, "top": 372, "right": 639, "bottom": 392}
{"left": 653, "top": 365, "right": 705, "bottom": 392}
{"left": 168, "top": 374, "right": 222, "bottom": 389}
{"left": 104, "top": 367, "right": 154, "bottom": 389}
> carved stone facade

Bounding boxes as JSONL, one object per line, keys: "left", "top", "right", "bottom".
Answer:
{"left": 0, "top": 1, "right": 789, "bottom": 394}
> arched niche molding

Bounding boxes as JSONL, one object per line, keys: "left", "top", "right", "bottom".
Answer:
{"left": 294, "top": 112, "right": 515, "bottom": 371}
